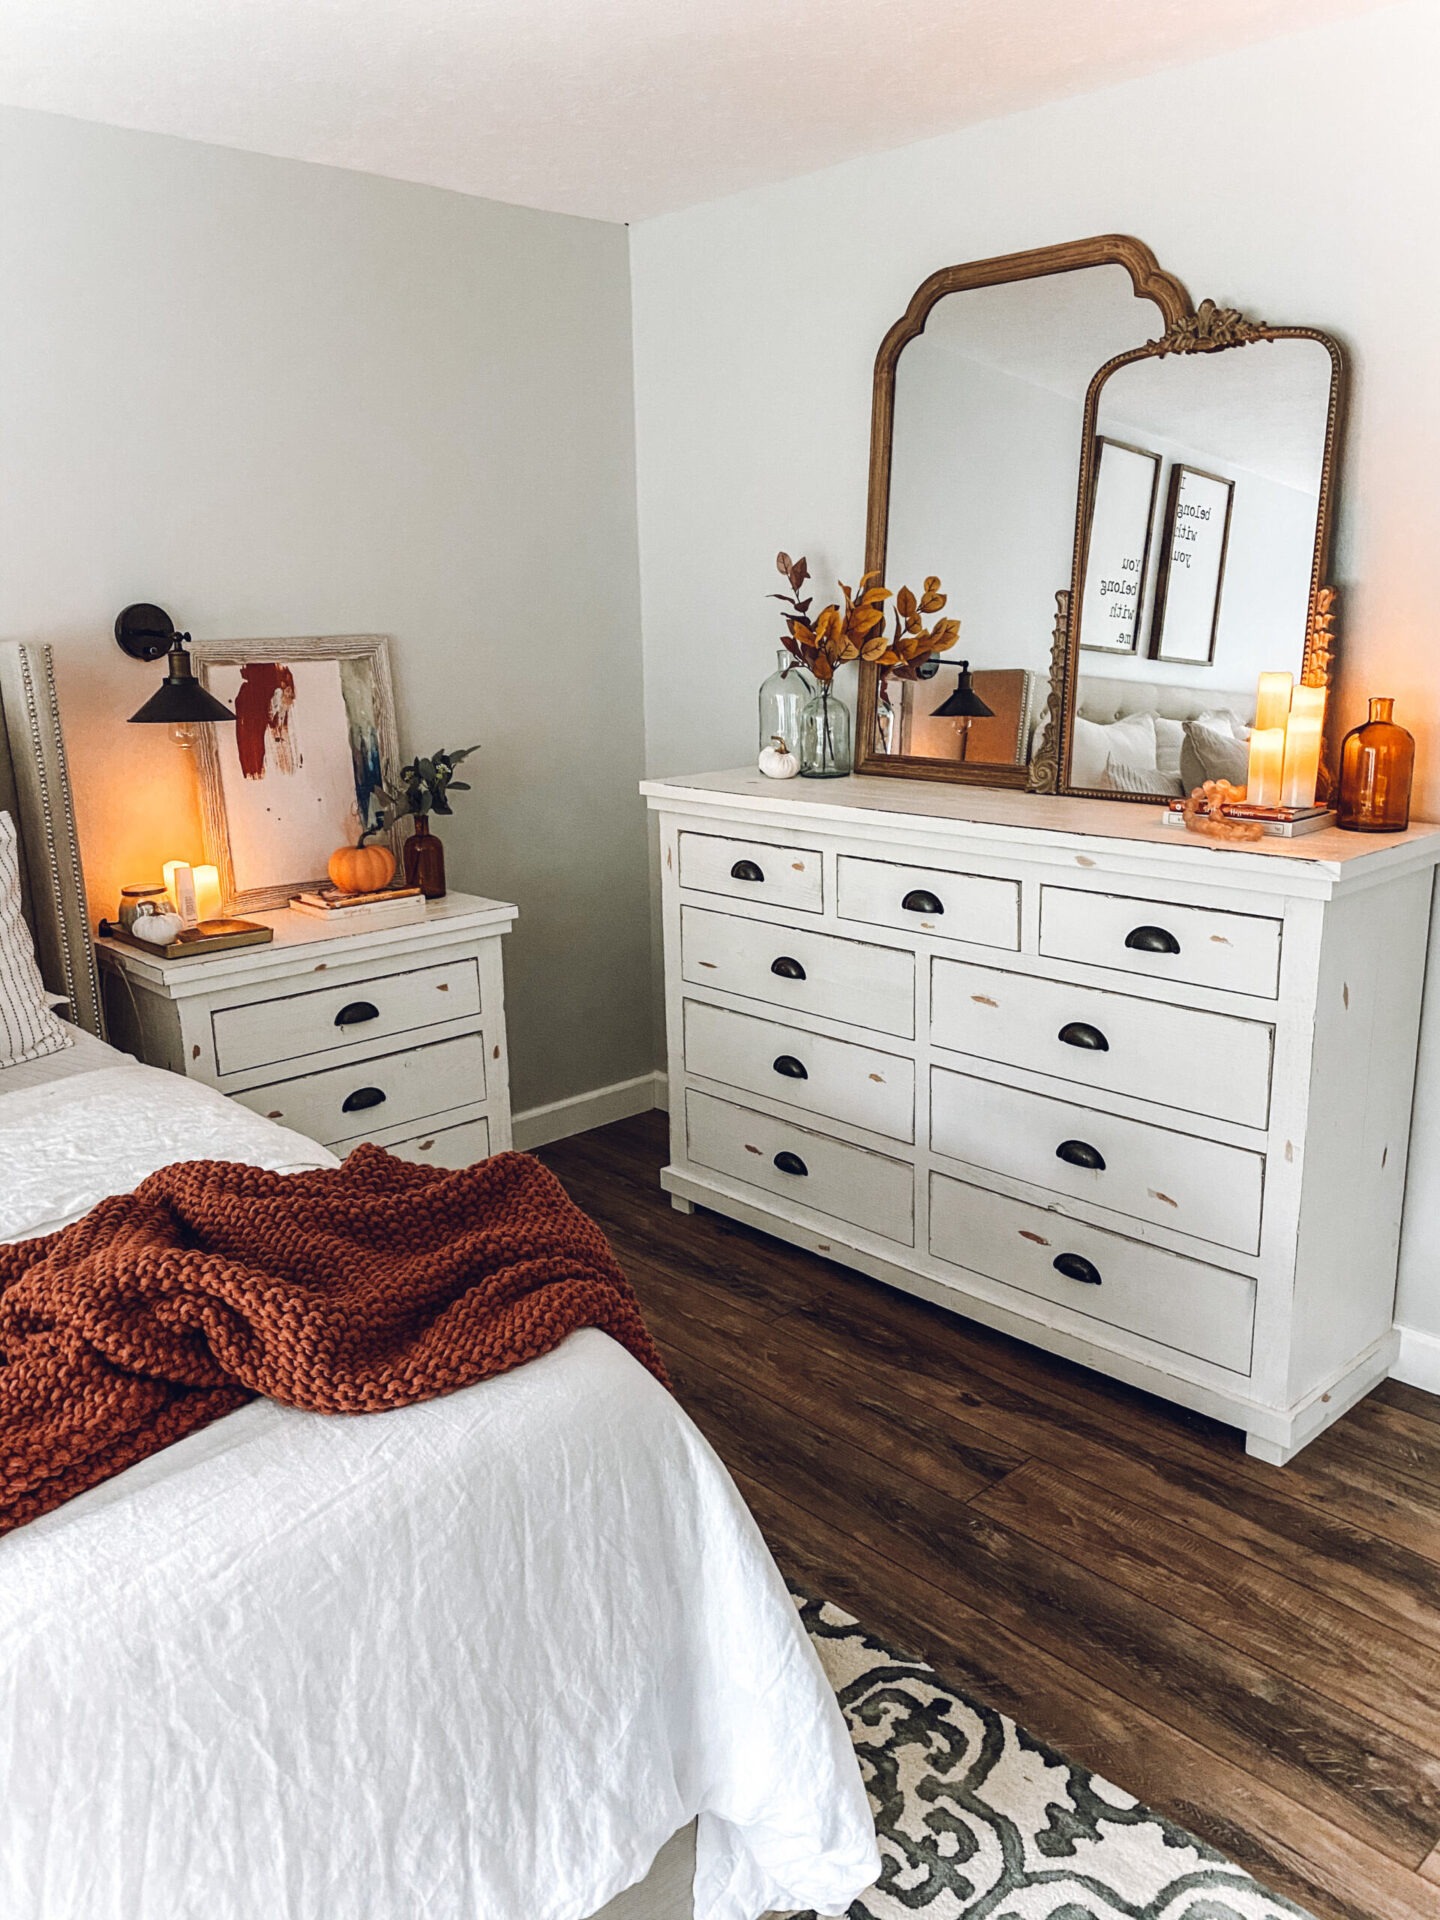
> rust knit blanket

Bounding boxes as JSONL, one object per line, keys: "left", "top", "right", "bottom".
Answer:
{"left": 0, "top": 1145, "right": 667, "bottom": 1539}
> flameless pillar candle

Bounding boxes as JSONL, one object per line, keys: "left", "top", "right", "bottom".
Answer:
{"left": 1246, "top": 728, "right": 1285, "bottom": 808}
{"left": 162, "top": 860, "right": 198, "bottom": 927}
{"left": 1253, "top": 672, "right": 1294, "bottom": 735}
{"left": 1280, "top": 685, "right": 1326, "bottom": 809}
{"left": 193, "top": 865, "right": 223, "bottom": 923}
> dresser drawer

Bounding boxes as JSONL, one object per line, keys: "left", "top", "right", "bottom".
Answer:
{"left": 930, "top": 1067, "right": 1263, "bottom": 1254}
{"left": 837, "top": 855, "right": 1019, "bottom": 951}
{"left": 685, "top": 1090, "right": 914, "bottom": 1244}
{"left": 212, "top": 957, "right": 482, "bottom": 1076}
{"left": 929, "top": 1173, "right": 1255, "bottom": 1373}
{"left": 1039, "top": 887, "right": 1282, "bottom": 999}
{"left": 681, "top": 906, "right": 914, "bottom": 1037}
{"left": 383, "top": 1115, "right": 492, "bottom": 1169}
{"left": 931, "top": 959, "right": 1272, "bottom": 1128}
{"left": 678, "top": 831, "right": 823, "bottom": 913}
{"left": 684, "top": 999, "right": 914, "bottom": 1142}
{"left": 232, "top": 1032, "right": 487, "bottom": 1148}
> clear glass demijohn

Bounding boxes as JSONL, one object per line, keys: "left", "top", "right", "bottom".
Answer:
{"left": 757, "top": 650, "right": 815, "bottom": 755}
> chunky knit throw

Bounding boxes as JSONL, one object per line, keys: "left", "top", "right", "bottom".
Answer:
{"left": 0, "top": 1146, "right": 668, "bottom": 1538}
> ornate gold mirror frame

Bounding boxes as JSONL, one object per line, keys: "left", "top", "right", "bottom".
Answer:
{"left": 855, "top": 235, "right": 1191, "bottom": 788}
{"left": 1043, "top": 305, "right": 1347, "bottom": 802}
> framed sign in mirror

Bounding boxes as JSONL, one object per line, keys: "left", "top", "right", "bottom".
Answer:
{"left": 855, "top": 235, "right": 1191, "bottom": 788}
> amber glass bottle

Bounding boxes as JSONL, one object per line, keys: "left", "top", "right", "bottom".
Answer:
{"left": 1337, "top": 698, "right": 1414, "bottom": 832}
{"left": 402, "top": 814, "right": 447, "bottom": 898}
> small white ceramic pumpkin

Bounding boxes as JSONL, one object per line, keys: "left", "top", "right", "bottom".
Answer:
{"left": 758, "top": 734, "right": 798, "bottom": 780}
{"left": 131, "top": 908, "right": 185, "bottom": 946}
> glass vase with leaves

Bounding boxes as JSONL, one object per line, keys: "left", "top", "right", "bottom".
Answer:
{"left": 771, "top": 553, "right": 961, "bottom": 777}
{"left": 363, "top": 745, "right": 479, "bottom": 900}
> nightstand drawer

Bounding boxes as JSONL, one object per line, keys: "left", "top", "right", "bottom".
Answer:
{"left": 383, "top": 1115, "right": 492, "bottom": 1169}
{"left": 685, "top": 1089, "right": 914, "bottom": 1244}
{"left": 233, "top": 1032, "right": 487, "bottom": 1147}
{"left": 212, "top": 958, "right": 482, "bottom": 1076}
{"left": 683, "top": 998, "right": 915, "bottom": 1141}
{"left": 681, "top": 905, "right": 914, "bottom": 1037}
{"left": 929, "top": 1173, "right": 1256, "bottom": 1373}
{"left": 678, "top": 831, "right": 823, "bottom": 912}
{"left": 1039, "top": 887, "right": 1282, "bottom": 999}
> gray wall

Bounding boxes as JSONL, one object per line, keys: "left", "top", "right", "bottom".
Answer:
{"left": 0, "top": 106, "right": 651, "bottom": 1114}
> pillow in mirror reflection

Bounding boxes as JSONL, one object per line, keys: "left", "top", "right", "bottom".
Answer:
{"left": 1153, "top": 716, "right": 1184, "bottom": 780}
{"left": 1180, "top": 719, "right": 1251, "bottom": 795}
{"left": 1103, "top": 760, "right": 1185, "bottom": 797}
{"left": 1070, "top": 711, "right": 1157, "bottom": 788}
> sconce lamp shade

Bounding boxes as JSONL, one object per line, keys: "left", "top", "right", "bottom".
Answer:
{"left": 115, "top": 604, "right": 235, "bottom": 725}
{"left": 930, "top": 660, "right": 995, "bottom": 720}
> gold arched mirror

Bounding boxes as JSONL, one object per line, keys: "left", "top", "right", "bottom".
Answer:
{"left": 1054, "top": 307, "right": 1346, "bottom": 804}
{"left": 855, "top": 236, "right": 1190, "bottom": 787}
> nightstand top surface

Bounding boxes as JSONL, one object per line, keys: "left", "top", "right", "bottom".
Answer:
{"left": 96, "top": 889, "right": 516, "bottom": 995}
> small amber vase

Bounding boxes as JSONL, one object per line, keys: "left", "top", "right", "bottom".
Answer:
{"left": 1337, "top": 698, "right": 1415, "bottom": 833}
{"left": 403, "top": 814, "right": 447, "bottom": 898}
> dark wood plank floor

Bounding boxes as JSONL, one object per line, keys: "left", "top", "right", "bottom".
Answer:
{"left": 539, "top": 1112, "right": 1440, "bottom": 1920}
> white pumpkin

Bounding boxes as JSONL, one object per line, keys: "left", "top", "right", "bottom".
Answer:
{"left": 131, "top": 909, "right": 186, "bottom": 946}
{"left": 758, "top": 734, "right": 798, "bottom": 779}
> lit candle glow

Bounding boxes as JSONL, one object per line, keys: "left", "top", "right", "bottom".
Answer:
{"left": 1280, "top": 685, "right": 1327, "bottom": 810}
{"left": 193, "top": 864, "right": 223, "bottom": 924}
{"left": 1254, "top": 672, "right": 1294, "bottom": 736}
{"left": 162, "top": 860, "right": 198, "bottom": 927}
{"left": 1246, "top": 727, "right": 1285, "bottom": 809}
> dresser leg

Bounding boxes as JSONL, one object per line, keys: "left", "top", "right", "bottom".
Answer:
{"left": 669, "top": 1194, "right": 695, "bottom": 1215}
{"left": 1244, "top": 1431, "right": 1296, "bottom": 1467}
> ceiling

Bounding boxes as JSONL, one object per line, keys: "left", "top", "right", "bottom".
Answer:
{"left": 0, "top": 0, "right": 1393, "bottom": 224}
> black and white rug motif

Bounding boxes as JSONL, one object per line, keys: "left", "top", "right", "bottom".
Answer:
{"left": 791, "top": 1594, "right": 1315, "bottom": 1920}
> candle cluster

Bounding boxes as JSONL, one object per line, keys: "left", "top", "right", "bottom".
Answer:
{"left": 162, "top": 860, "right": 222, "bottom": 927}
{"left": 1244, "top": 672, "right": 1325, "bottom": 811}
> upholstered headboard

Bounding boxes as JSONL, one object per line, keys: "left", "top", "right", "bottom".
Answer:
{"left": 1075, "top": 674, "right": 1255, "bottom": 731}
{"left": 0, "top": 643, "right": 104, "bottom": 1037}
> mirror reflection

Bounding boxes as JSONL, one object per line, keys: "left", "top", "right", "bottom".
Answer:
{"left": 1071, "top": 336, "right": 1334, "bottom": 796}
{"left": 876, "top": 264, "right": 1161, "bottom": 770}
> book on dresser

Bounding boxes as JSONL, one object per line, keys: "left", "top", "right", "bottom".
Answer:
{"left": 642, "top": 766, "right": 1440, "bottom": 1467}
{"left": 96, "top": 891, "right": 518, "bottom": 1172}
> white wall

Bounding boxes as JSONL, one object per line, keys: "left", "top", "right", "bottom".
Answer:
{"left": 0, "top": 106, "right": 652, "bottom": 1114}
{"left": 630, "top": 0, "right": 1440, "bottom": 1338}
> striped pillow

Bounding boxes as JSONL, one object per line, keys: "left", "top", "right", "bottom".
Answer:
{"left": 0, "top": 812, "right": 72, "bottom": 1067}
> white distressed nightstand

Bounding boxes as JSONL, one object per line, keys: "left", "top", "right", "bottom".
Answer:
{"left": 97, "top": 891, "right": 516, "bottom": 1168}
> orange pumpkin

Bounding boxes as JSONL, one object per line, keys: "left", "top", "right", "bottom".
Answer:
{"left": 328, "top": 843, "right": 395, "bottom": 895}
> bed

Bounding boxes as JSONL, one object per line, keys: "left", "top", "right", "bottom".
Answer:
{"left": 0, "top": 644, "right": 878, "bottom": 1920}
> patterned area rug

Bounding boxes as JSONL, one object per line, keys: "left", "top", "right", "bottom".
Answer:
{"left": 791, "top": 1594, "right": 1314, "bottom": 1920}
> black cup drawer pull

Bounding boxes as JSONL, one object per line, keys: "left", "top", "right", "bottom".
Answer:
{"left": 901, "top": 888, "right": 945, "bottom": 916}
{"left": 730, "top": 858, "right": 765, "bottom": 883}
{"left": 772, "top": 1055, "right": 809, "bottom": 1080}
{"left": 341, "top": 1086, "right": 387, "bottom": 1113}
{"left": 1058, "top": 1021, "right": 1109, "bottom": 1052}
{"left": 770, "top": 955, "right": 807, "bottom": 981}
{"left": 1056, "top": 1139, "right": 1106, "bottom": 1172}
{"left": 1125, "top": 924, "right": 1181, "bottom": 955}
{"left": 1053, "top": 1252, "right": 1102, "bottom": 1286}
{"left": 773, "top": 1150, "right": 809, "bottom": 1177}
{"left": 334, "top": 999, "right": 380, "bottom": 1027}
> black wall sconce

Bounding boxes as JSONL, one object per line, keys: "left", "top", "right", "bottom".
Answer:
{"left": 115, "top": 604, "right": 236, "bottom": 727}
{"left": 930, "top": 659, "right": 994, "bottom": 764}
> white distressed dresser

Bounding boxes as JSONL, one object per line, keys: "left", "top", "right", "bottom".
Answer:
{"left": 98, "top": 892, "right": 514, "bottom": 1168}
{"left": 642, "top": 769, "right": 1440, "bottom": 1463}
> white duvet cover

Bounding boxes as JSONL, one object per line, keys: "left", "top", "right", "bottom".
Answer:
{"left": 0, "top": 1058, "right": 878, "bottom": 1920}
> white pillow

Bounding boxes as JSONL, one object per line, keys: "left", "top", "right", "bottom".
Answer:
{"left": 0, "top": 812, "right": 73, "bottom": 1068}
{"left": 1070, "top": 711, "right": 1157, "bottom": 789}
{"left": 1104, "top": 759, "right": 1185, "bottom": 797}
{"left": 1153, "top": 716, "right": 1185, "bottom": 780}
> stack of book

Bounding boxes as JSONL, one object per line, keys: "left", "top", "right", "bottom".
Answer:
{"left": 1162, "top": 799, "right": 1336, "bottom": 838}
{"left": 290, "top": 885, "right": 427, "bottom": 931}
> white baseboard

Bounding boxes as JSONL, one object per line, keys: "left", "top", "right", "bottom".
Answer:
{"left": 1392, "top": 1324, "right": 1440, "bottom": 1397}
{"left": 512, "top": 1072, "right": 664, "bottom": 1152}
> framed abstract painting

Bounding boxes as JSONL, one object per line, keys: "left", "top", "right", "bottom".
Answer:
{"left": 192, "top": 634, "right": 403, "bottom": 913}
